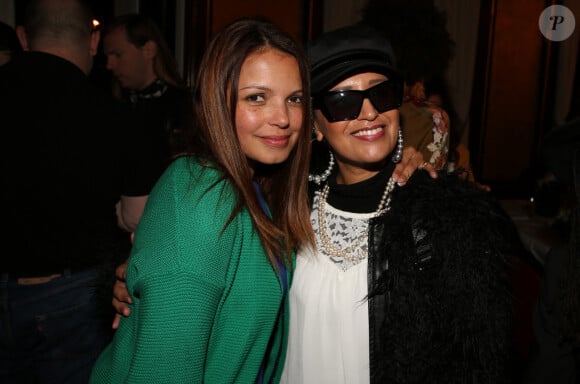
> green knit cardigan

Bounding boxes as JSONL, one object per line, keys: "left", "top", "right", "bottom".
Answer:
{"left": 90, "top": 157, "right": 291, "bottom": 383}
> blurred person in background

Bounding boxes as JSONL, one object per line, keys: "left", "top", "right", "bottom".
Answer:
{"left": 524, "top": 117, "right": 580, "bottom": 384}
{"left": 102, "top": 13, "right": 193, "bottom": 234}
{"left": 0, "top": 0, "right": 127, "bottom": 382}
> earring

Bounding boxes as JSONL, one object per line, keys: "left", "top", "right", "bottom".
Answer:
{"left": 311, "top": 124, "right": 320, "bottom": 142}
{"left": 392, "top": 128, "right": 403, "bottom": 163}
{"left": 309, "top": 151, "right": 335, "bottom": 185}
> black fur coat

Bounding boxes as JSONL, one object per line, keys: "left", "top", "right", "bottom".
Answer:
{"left": 367, "top": 171, "right": 520, "bottom": 383}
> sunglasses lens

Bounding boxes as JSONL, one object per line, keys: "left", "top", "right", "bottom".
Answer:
{"left": 321, "top": 92, "right": 363, "bottom": 122}
{"left": 315, "top": 79, "right": 403, "bottom": 122}
{"left": 369, "top": 81, "right": 402, "bottom": 113}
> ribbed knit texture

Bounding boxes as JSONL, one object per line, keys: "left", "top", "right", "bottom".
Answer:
{"left": 90, "top": 157, "right": 289, "bottom": 383}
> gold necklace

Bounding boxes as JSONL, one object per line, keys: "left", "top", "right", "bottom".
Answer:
{"left": 317, "top": 177, "right": 396, "bottom": 262}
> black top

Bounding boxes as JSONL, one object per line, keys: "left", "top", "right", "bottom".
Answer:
{"left": 118, "top": 79, "right": 193, "bottom": 196}
{"left": 325, "top": 162, "right": 396, "bottom": 213}
{"left": 0, "top": 51, "right": 127, "bottom": 273}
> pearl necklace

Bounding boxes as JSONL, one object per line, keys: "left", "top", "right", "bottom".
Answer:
{"left": 317, "top": 177, "right": 396, "bottom": 262}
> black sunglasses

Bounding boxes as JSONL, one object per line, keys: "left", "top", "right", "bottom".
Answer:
{"left": 313, "top": 79, "right": 403, "bottom": 122}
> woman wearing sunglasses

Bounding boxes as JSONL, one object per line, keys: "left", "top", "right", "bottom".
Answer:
{"left": 280, "top": 24, "right": 520, "bottom": 384}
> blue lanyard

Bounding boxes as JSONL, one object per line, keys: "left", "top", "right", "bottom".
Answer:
{"left": 253, "top": 182, "right": 289, "bottom": 383}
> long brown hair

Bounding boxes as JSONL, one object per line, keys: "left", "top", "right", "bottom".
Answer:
{"left": 190, "top": 17, "right": 314, "bottom": 267}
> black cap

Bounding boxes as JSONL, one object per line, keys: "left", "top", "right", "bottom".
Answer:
{"left": 308, "top": 24, "right": 399, "bottom": 95}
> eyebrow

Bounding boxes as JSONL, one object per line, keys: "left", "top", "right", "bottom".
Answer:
{"left": 331, "top": 77, "right": 388, "bottom": 92}
{"left": 238, "top": 85, "right": 270, "bottom": 92}
{"left": 238, "top": 85, "right": 304, "bottom": 95}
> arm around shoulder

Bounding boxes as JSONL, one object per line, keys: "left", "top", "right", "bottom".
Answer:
{"left": 115, "top": 195, "right": 149, "bottom": 232}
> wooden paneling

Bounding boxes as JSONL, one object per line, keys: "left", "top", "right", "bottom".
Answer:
{"left": 470, "top": 0, "right": 555, "bottom": 195}
{"left": 210, "top": 1, "right": 303, "bottom": 39}
{"left": 182, "top": 0, "right": 321, "bottom": 87}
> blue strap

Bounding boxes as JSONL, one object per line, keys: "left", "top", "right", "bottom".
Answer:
{"left": 253, "top": 182, "right": 289, "bottom": 383}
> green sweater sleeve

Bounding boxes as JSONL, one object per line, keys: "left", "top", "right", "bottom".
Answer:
{"left": 91, "top": 158, "right": 250, "bottom": 383}
{"left": 91, "top": 157, "right": 290, "bottom": 383}
{"left": 119, "top": 271, "right": 223, "bottom": 383}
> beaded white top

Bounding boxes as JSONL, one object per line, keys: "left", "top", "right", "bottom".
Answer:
{"left": 312, "top": 191, "right": 375, "bottom": 271}
{"left": 281, "top": 198, "right": 372, "bottom": 383}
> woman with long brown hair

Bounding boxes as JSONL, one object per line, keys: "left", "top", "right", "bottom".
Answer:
{"left": 90, "top": 17, "right": 314, "bottom": 383}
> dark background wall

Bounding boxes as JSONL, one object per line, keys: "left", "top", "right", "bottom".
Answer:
{"left": 2, "top": 0, "right": 578, "bottom": 199}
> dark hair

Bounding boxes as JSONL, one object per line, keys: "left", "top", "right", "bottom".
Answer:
{"left": 23, "top": 0, "right": 94, "bottom": 45}
{"left": 361, "top": 0, "right": 454, "bottom": 86}
{"left": 190, "top": 17, "right": 314, "bottom": 266}
{"left": 103, "top": 13, "right": 184, "bottom": 88}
